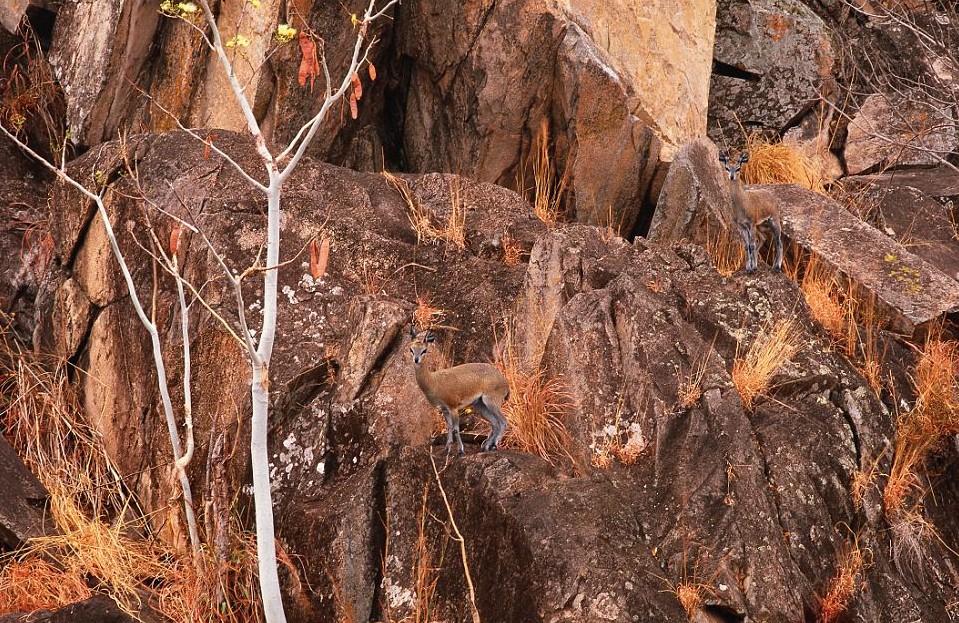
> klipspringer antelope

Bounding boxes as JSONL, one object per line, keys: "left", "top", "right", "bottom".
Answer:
{"left": 408, "top": 325, "right": 510, "bottom": 455}
{"left": 719, "top": 151, "right": 784, "bottom": 273}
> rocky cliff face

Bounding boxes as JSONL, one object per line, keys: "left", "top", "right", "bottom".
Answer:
{"left": 1, "top": 0, "right": 958, "bottom": 621}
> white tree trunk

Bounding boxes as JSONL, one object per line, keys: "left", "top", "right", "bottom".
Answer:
{"left": 250, "top": 177, "right": 286, "bottom": 623}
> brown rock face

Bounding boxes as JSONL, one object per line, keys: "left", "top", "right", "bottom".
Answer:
{"left": 394, "top": 0, "right": 722, "bottom": 230}
{"left": 648, "top": 137, "right": 959, "bottom": 337}
{"left": 773, "top": 184, "right": 959, "bottom": 336}
{"left": 647, "top": 137, "right": 730, "bottom": 245}
{"left": 848, "top": 183, "right": 959, "bottom": 283}
{"left": 0, "top": 435, "right": 52, "bottom": 550}
{"left": 34, "top": 129, "right": 544, "bottom": 540}
{"left": 23, "top": 127, "right": 959, "bottom": 621}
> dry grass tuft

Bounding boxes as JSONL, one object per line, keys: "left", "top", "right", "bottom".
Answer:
{"left": 676, "top": 582, "right": 707, "bottom": 618}
{"left": 496, "top": 320, "right": 576, "bottom": 467}
{"left": 0, "top": 316, "right": 261, "bottom": 622}
{"left": 888, "top": 508, "right": 936, "bottom": 572}
{"left": 384, "top": 171, "right": 466, "bottom": 249}
{"left": 739, "top": 134, "right": 828, "bottom": 195}
{"left": 412, "top": 293, "right": 448, "bottom": 332}
{"left": 732, "top": 317, "right": 803, "bottom": 411}
{"left": 656, "top": 543, "right": 717, "bottom": 620}
{"left": 500, "top": 232, "right": 522, "bottom": 267}
{"left": 677, "top": 351, "right": 711, "bottom": 410}
{"left": 440, "top": 176, "right": 467, "bottom": 250}
{"left": 520, "top": 120, "right": 571, "bottom": 227}
{"left": 790, "top": 252, "right": 885, "bottom": 394}
{"left": 884, "top": 338, "right": 959, "bottom": 517}
{"left": 818, "top": 538, "right": 870, "bottom": 623}
{"left": 0, "top": 557, "right": 92, "bottom": 613}
{"left": 703, "top": 220, "right": 745, "bottom": 277}
{"left": 0, "top": 23, "right": 65, "bottom": 152}
{"left": 590, "top": 387, "right": 647, "bottom": 469}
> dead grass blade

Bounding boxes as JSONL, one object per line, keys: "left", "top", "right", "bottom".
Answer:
{"left": 732, "top": 317, "right": 803, "bottom": 411}
{"left": 740, "top": 133, "right": 829, "bottom": 195}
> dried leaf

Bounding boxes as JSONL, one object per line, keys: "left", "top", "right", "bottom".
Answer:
{"left": 203, "top": 132, "right": 216, "bottom": 159}
{"left": 297, "top": 31, "right": 319, "bottom": 90}
{"left": 368, "top": 62, "right": 376, "bottom": 81}
{"left": 310, "top": 237, "right": 330, "bottom": 279}
{"left": 170, "top": 224, "right": 181, "bottom": 255}
{"left": 351, "top": 72, "right": 363, "bottom": 100}
{"left": 349, "top": 92, "right": 358, "bottom": 119}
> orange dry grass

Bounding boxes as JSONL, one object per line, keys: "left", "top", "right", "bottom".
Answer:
{"left": 793, "top": 254, "right": 884, "bottom": 394}
{"left": 500, "top": 232, "right": 522, "bottom": 267}
{"left": 818, "top": 540, "right": 869, "bottom": 623}
{"left": 384, "top": 171, "right": 466, "bottom": 249}
{"left": 0, "top": 318, "right": 261, "bottom": 622}
{"left": 496, "top": 322, "right": 576, "bottom": 467}
{"left": 703, "top": 220, "right": 745, "bottom": 277}
{"left": 732, "top": 317, "right": 803, "bottom": 410}
{"left": 524, "top": 120, "right": 570, "bottom": 227}
{"left": 0, "top": 558, "right": 92, "bottom": 613}
{"left": 740, "top": 134, "right": 828, "bottom": 195}
{"left": 676, "top": 582, "right": 708, "bottom": 619}
{"left": 677, "top": 350, "right": 711, "bottom": 410}
{"left": 885, "top": 339, "right": 959, "bottom": 516}
{"left": 657, "top": 543, "right": 716, "bottom": 620}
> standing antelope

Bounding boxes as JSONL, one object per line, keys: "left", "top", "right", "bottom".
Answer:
{"left": 408, "top": 325, "right": 510, "bottom": 456}
{"left": 719, "top": 151, "right": 784, "bottom": 273}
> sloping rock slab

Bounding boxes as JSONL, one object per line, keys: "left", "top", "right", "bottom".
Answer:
{"left": 846, "top": 166, "right": 959, "bottom": 199}
{"left": 855, "top": 184, "right": 959, "bottom": 283}
{"left": 0, "top": 435, "right": 53, "bottom": 550}
{"left": 771, "top": 184, "right": 959, "bottom": 335}
{"left": 0, "top": 595, "right": 137, "bottom": 623}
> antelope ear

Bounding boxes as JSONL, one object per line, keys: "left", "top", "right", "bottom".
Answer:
{"left": 425, "top": 331, "right": 435, "bottom": 344}
{"left": 739, "top": 152, "right": 750, "bottom": 164}
{"left": 409, "top": 323, "right": 417, "bottom": 340}
{"left": 718, "top": 151, "right": 729, "bottom": 163}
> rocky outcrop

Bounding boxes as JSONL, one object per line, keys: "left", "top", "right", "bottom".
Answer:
{"left": 647, "top": 137, "right": 730, "bottom": 245}
{"left": 844, "top": 93, "right": 959, "bottom": 174}
{"left": 709, "top": 0, "right": 835, "bottom": 143}
{"left": 28, "top": 127, "right": 959, "bottom": 621}
{"left": 0, "top": 435, "right": 52, "bottom": 550}
{"left": 0, "top": 595, "right": 138, "bottom": 623}
{"left": 0, "top": 139, "right": 49, "bottom": 343}
{"left": 846, "top": 183, "right": 959, "bottom": 283}
{"left": 395, "top": 0, "right": 674, "bottom": 233}
{"left": 773, "top": 184, "right": 959, "bottom": 335}
{"left": 648, "top": 137, "right": 959, "bottom": 337}
{"left": 34, "top": 130, "right": 545, "bottom": 541}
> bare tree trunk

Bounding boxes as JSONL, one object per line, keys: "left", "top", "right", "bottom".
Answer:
{"left": 250, "top": 178, "right": 286, "bottom": 623}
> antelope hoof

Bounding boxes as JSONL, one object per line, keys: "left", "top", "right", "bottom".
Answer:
{"left": 772, "top": 265, "right": 782, "bottom": 273}
{"left": 457, "top": 449, "right": 465, "bottom": 457}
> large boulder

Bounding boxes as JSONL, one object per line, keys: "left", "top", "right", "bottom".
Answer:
{"left": 0, "top": 435, "right": 52, "bottom": 551}
{"left": 395, "top": 0, "right": 688, "bottom": 233}
{"left": 773, "top": 184, "right": 959, "bottom": 336}
{"left": 647, "top": 137, "right": 730, "bottom": 245}
{"left": 708, "top": 0, "right": 836, "bottom": 142}
{"left": 844, "top": 94, "right": 959, "bottom": 174}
